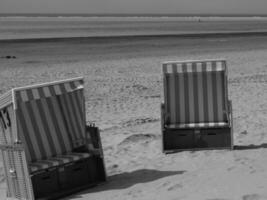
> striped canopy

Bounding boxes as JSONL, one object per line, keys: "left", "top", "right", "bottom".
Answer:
{"left": 163, "top": 59, "right": 229, "bottom": 128}
{"left": 14, "top": 78, "right": 87, "bottom": 163}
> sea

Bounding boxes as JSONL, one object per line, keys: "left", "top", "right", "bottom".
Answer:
{"left": 1, "top": 13, "right": 267, "bottom": 40}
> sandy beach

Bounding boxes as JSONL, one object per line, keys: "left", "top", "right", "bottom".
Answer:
{"left": 1, "top": 34, "right": 267, "bottom": 199}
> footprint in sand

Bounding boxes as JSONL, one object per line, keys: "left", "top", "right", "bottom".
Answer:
{"left": 107, "top": 164, "right": 121, "bottom": 175}
{"left": 121, "top": 117, "right": 159, "bottom": 128}
{"left": 227, "top": 166, "right": 235, "bottom": 171}
{"left": 206, "top": 199, "right": 229, "bottom": 200}
{"left": 126, "top": 189, "right": 142, "bottom": 198}
{"left": 240, "top": 130, "right": 248, "bottom": 135}
{"left": 242, "top": 194, "right": 265, "bottom": 200}
{"left": 161, "top": 181, "right": 171, "bottom": 187}
{"left": 167, "top": 183, "right": 183, "bottom": 191}
{"left": 1, "top": 55, "right": 16, "bottom": 59}
{"left": 230, "top": 74, "right": 267, "bottom": 84}
{"left": 119, "top": 133, "right": 158, "bottom": 146}
{"left": 0, "top": 174, "right": 4, "bottom": 183}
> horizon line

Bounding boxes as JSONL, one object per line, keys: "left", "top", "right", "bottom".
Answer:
{"left": 1, "top": 12, "right": 267, "bottom": 16}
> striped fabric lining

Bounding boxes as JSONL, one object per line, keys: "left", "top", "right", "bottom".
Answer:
{"left": 163, "top": 60, "right": 226, "bottom": 74}
{"left": 29, "top": 152, "right": 90, "bottom": 173}
{"left": 15, "top": 79, "right": 87, "bottom": 163}
{"left": 166, "top": 122, "right": 228, "bottom": 129}
{"left": 0, "top": 90, "right": 13, "bottom": 110}
{"left": 15, "top": 80, "right": 84, "bottom": 102}
{"left": 0, "top": 105, "right": 14, "bottom": 145}
{"left": 163, "top": 60, "right": 228, "bottom": 126}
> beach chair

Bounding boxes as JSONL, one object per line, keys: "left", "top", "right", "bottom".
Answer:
{"left": 161, "top": 59, "right": 233, "bottom": 153}
{"left": 0, "top": 77, "right": 106, "bottom": 200}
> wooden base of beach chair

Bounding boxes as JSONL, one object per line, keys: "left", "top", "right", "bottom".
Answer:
{"left": 31, "top": 168, "right": 59, "bottom": 199}
{"left": 31, "top": 156, "right": 106, "bottom": 200}
{"left": 162, "top": 127, "right": 232, "bottom": 153}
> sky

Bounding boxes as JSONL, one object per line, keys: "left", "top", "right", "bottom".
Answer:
{"left": 1, "top": 0, "right": 267, "bottom": 15}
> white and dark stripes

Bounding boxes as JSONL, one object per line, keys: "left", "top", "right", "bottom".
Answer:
{"left": 163, "top": 60, "right": 225, "bottom": 73}
{"left": 29, "top": 152, "right": 91, "bottom": 173}
{"left": 166, "top": 122, "right": 228, "bottom": 129}
{"left": 15, "top": 80, "right": 84, "bottom": 102}
{"left": 0, "top": 105, "right": 16, "bottom": 146}
{"left": 15, "top": 79, "right": 87, "bottom": 163}
{"left": 163, "top": 60, "right": 228, "bottom": 126}
{"left": 0, "top": 90, "right": 13, "bottom": 110}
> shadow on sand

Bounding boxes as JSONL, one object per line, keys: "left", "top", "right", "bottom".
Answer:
{"left": 64, "top": 169, "right": 185, "bottom": 199}
{"left": 234, "top": 143, "right": 267, "bottom": 150}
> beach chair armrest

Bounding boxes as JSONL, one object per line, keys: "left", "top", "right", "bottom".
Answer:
{"left": 85, "top": 125, "right": 104, "bottom": 156}
{"left": 228, "top": 100, "right": 232, "bottom": 113}
{"left": 228, "top": 100, "right": 233, "bottom": 126}
{"left": 161, "top": 103, "right": 166, "bottom": 128}
{"left": 161, "top": 102, "right": 171, "bottom": 128}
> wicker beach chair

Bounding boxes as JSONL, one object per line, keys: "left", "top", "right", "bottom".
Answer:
{"left": 0, "top": 77, "right": 106, "bottom": 200}
{"left": 161, "top": 59, "right": 233, "bottom": 153}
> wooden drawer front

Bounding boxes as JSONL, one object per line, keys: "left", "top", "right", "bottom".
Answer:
{"left": 31, "top": 169, "right": 59, "bottom": 199}
{"left": 58, "top": 159, "right": 89, "bottom": 189}
{"left": 197, "top": 128, "right": 231, "bottom": 148}
{"left": 164, "top": 130, "right": 194, "bottom": 150}
{"left": 163, "top": 127, "right": 231, "bottom": 151}
{"left": 87, "top": 157, "right": 99, "bottom": 183}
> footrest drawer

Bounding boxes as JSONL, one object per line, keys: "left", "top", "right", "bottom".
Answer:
{"left": 163, "top": 130, "right": 194, "bottom": 150}
{"left": 197, "top": 128, "right": 231, "bottom": 148}
{"left": 31, "top": 168, "right": 59, "bottom": 199}
{"left": 58, "top": 159, "right": 89, "bottom": 189}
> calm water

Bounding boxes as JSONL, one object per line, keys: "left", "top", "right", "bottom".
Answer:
{"left": 1, "top": 16, "right": 267, "bottom": 40}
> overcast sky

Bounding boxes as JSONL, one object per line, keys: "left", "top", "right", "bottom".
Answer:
{"left": 1, "top": 0, "right": 267, "bottom": 14}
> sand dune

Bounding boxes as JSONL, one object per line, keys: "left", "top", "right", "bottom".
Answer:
{"left": 1, "top": 35, "right": 267, "bottom": 199}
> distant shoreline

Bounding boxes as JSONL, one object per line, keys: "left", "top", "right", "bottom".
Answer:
{"left": 1, "top": 31, "right": 267, "bottom": 43}
{"left": 1, "top": 13, "right": 267, "bottom": 17}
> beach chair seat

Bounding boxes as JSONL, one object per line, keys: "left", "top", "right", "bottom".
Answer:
{"left": 165, "top": 122, "right": 229, "bottom": 129}
{"left": 161, "top": 59, "right": 233, "bottom": 153}
{"left": 0, "top": 77, "right": 106, "bottom": 200}
{"left": 29, "top": 152, "right": 91, "bottom": 173}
